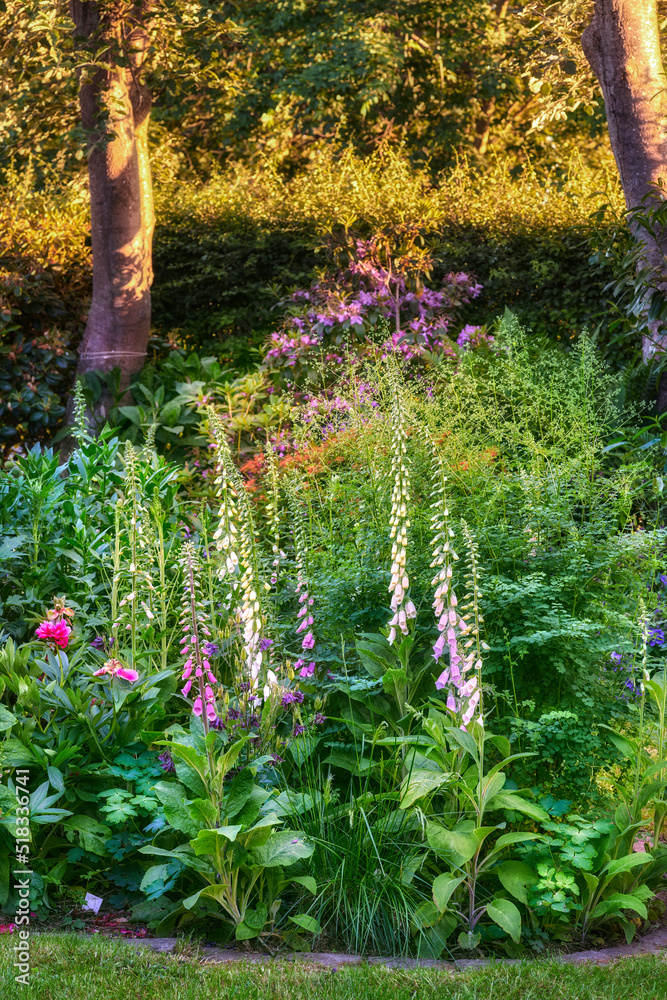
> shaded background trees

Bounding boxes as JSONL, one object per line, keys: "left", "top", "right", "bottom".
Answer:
{"left": 2, "top": 0, "right": 667, "bottom": 448}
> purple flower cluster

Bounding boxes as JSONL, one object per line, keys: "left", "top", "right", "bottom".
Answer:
{"left": 262, "top": 238, "right": 484, "bottom": 378}
{"left": 157, "top": 751, "right": 176, "bottom": 774}
{"left": 281, "top": 689, "right": 305, "bottom": 708}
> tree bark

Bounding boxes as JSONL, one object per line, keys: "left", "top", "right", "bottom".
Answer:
{"left": 69, "top": 1, "right": 155, "bottom": 417}
{"left": 582, "top": 0, "right": 667, "bottom": 400}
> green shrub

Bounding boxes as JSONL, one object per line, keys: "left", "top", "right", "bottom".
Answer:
{"left": 0, "top": 170, "right": 89, "bottom": 452}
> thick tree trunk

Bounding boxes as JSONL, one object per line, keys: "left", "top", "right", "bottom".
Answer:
{"left": 582, "top": 0, "right": 667, "bottom": 404}
{"left": 69, "top": 1, "right": 155, "bottom": 419}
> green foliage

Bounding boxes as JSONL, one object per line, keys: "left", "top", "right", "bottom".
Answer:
{"left": 0, "top": 169, "right": 89, "bottom": 451}
{"left": 138, "top": 724, "right": 316, "bottom": 945}
{"left": 153, "top": 149, "right": 624, "bottom": 354}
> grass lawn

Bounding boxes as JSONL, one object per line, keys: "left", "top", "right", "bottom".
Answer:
{"left": 1, "top": 935, "right": 667, "bottom": 1000}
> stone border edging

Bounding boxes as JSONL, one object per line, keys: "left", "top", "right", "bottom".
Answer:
{"left": 122, "top": 924, "right": 667, "bottom": 970}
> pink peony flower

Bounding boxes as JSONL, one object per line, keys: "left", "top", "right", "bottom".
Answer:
{"left": 35, "top": 619, "right": 71, "bottom": 649}
{"left": 93, "top": 658, "right": 139, "bottom": 683}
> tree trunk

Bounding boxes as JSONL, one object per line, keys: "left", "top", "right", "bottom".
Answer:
{"left": 69, "top": 1, "right": 155, "bottom": 419}
{"left": 582, "top": 0, "right": 667, "bottom": 404}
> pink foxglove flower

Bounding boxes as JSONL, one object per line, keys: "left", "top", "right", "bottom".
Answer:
{"left": 301, "top": 631, "right": 315, "bottom": 650}
{"left": 179, "top": 542, "right": 219, "bottom": 728}
{"left": 93, "top": 658, "right": 139, "bottom": 683}
{"left": 35, "top": 619, "right": 71, "bottom": 649}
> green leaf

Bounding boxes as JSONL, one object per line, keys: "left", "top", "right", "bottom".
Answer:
{"left": 289, "top": 913, "right": 322, "bottom": 934}
{"left": 382, "top": 668, "right": 407, "bottom": 697}
{"left": 62, "top": 816, "right": 111, "bottom": 856}
{"left": 158, "top": 743, "right": 209, "bottom": 787}
{"left": 494, "top": 831, "right": 544, "bottom": 851}
{"left": 432, "top": 872, "right": 465, "bottom": 912}
{"left": 153, "top": 781, "right": 200, "bottom": 837}
{"left": 427, "top": 822, "right": 478, "bottom": 867}
{"left": 235, "top": 921, "right": 260, "bottom": 940}
{"left": 486, "top": 791, "right": 549, "bottom": 822}
{"left": 496, "top": 861, "right": 536, "bottom": 905}
{"left": 248, "top": 831, "right": 314, "bottom": 868}
{"left": 47, "top": 765, "right": 65, "bottom": 794}
{"left": 244, "top": 902, "right": 268, "bottom": 930}
{"left": 446, "top": 727, "right": 480, "bottom": 764}
{"left": 190, "top": 826, "right": 243, "bottom": 855}
{"left": 183, "top": 884, "right": 230, "bottom": 911}
{"left": 602, "top": 853, "right": 653, "bottom": 880}
{"left": 291, "top": 875, "right": 317, "bottom": 895}
{"left": 224, "top": 768, "right": 254, "bottom": 820}
{"left": 480, "top": 771, "right": 506, "bottom": 804}
{"left": 458, "top": 930, "right": 481, "bottom": 950}
{"left": 0, "top": 706, "right": 17, "bottom": 731}
{"left": 486, "top": 897, "right": 521, "bottom": 943}
{"left": 600, "top": 726, "right": 638, "bottom": 763}
{"left": 399, "top": 768, "right": 453, "bottom": 809}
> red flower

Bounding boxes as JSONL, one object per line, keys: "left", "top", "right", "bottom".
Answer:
{"left": 35, "top": 619, "right": 71, "bottom": 649}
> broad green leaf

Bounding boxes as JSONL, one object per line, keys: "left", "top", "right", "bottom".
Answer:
{"left": 600, "top": 726, "right": 638, "bottom": 763}
{"left": 427, "top": 822, "right": 478, "bottom": 866}
{"left": 224, "top": 768, "right": 254, "bottom": 820}
{"left": 289, "top": 913, "right": 322, "bottom": 934}
{"left": 494, "top": 831, "right": 544, "bottom": 851}
{"left": 291, "top": 875, "right": 317, "bottom": 894}
{"left": 46, "top": 765, "right": 65, "bottom": 794}
{"left": 249, "top": 831, "right": 314, "bottom": 868}
{"left": 382, "top": 667, "right": 407, "bottom": 697}
{"left": 158, "top": 743, "right": 209, "bottom": 786}
{"left": 486, "top": 791, "right": 549, "bottom": 822}
{"left": 183, "top": 884, "right": 229, "bottom": 911}
{"left": 218, "top": 739, "right": 249, "bottom": 781}
{"left": 190, "top": 826, "right": 243, "bottom": 856}
{"left": 432, "top": 872, "right": 465, "bottom": 912}
{"left": 496, "top": 861, "right": 537, "bottom": 905}
{"left": 62, "top": 816, "right": 111, "bottom": 856}
{"left": 602, "top": 853, "right": 653, "bottom": 880}
{"left": 590, "top": 893, "right": 649, "bottom": 921}
{"left": 235, "top": 921, "right": 260, "bottom": 940}
{"left": 244, "top": 902, "right": 268, "bottom": 930}
{"left": 153, "top": 781, "right": 199, "bottom": 837}
{"left": 0, "top": 706, "right": 17, "bottom": 731}
{"left": 486, "top": 734, "right": 511, "bottom": 759}
{"left": 480, "top": 771, "right": 505, "bottom": 804}
{"left": 138, "top": 845, "right": 212, "bottom": 874}
{"left": 486, "top": 897, "right": 521, "bottom": 943}
{"left": 458, "top": 930, "right": 481, "bottom": 950}
{"left": 399, "top": 768, "right": 453, "bottom": 809}
{"left": 445, "top": 727, "right": 479, "bottom": 763}
{"left": 322, "top": 749, "right": 372, "bottom": 774}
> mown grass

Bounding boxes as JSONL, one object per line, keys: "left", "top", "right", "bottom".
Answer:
{"left": 2, "top": 934, "right": 667, "bottom": 1000}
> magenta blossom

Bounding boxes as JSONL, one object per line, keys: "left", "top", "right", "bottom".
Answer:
{"left": 35, "top": 619, "right": 71, "bottom": 649}
{"left": 93, "top": 658, "right": 139, "bottom": 683}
